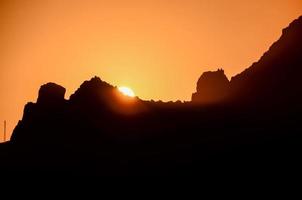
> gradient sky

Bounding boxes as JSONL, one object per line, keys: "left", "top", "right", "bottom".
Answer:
{"left": 0, "top": 0, "right": 302, "bottom": 141}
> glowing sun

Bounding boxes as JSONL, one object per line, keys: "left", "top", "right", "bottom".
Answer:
{"left": 118, "top": 86, "right": 135, "bottom": 97}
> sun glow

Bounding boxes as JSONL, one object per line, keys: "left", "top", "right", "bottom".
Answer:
{"left": 118, "top": 86, "right": 135, "bottom": 97}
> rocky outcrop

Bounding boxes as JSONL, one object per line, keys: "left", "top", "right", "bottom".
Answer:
{"left": 192, "top": 69, "right": 230, "bottom": 104}
{"left": 69, "top": 76, "right": 116, "bottom": 105}
{"left": 37, "top": 82, "right": 66, "bottom": 106}
{"left": 10, "top": 83, "right": 66, "bottom": 143}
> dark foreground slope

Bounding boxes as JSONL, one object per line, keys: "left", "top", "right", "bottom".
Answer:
{"left": 1, "top": 16, "right": 302, "bottom": 176}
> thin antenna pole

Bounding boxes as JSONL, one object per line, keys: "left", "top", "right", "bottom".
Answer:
{"left": 4, "top": 120, "right": 6, "bottom": 142}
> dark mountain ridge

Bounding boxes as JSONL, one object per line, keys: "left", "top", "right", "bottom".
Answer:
{"left": 1, "top": 16, "right": 302, "bottom": 176}
{"left": 192, "top": 16, "right": 302, "bottom": 107}
{"left": 229, "top": 16, "right": 302, "bottom": 106}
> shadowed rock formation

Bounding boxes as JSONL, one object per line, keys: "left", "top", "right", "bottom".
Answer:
{"left": 192, "top": 69, "right": 229, "bottom": 104}
{"left": 69, "top": 76, "right": 115, "bottom": 105}
{"left": 37, "top": 83, "right": 66, "bottom": 106}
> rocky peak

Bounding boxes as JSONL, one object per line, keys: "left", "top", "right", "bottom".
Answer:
{"left": 37, "top": 82, "right": 66, "bottom": 106}
{"left": 192, "top": 69, "right": 230, "bottom": 104}
{"left": 69, "top": 76, "right": 116, "bottom": 104}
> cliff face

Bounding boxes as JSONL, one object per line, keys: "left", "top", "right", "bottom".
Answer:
{"left": 192, "top": 69, "right": 230, "bottom": 104}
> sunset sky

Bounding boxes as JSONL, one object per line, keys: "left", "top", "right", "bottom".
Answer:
{"left": 0, "top": 0, "right": 302, "bottom": 140}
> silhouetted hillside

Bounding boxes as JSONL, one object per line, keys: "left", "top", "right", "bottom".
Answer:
{"left": 192, "top": 16, "right": 302, "bottom": 108}
{"left": 1, "top": 16, "right": 302, "bottom": 176}
{"left": 229, "top": 16, "right": 302, "bottom": 107}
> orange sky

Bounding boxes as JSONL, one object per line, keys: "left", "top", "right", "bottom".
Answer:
{"left": 0, "top": 0, "right": 302, "bottom": 141}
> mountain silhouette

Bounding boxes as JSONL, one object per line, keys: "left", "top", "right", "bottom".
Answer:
{"left": 192, "top": 16, "right": 302, "bottom": 108}
{"left": 1, "top": 16, "right": 302, "bottom": 176}
{"left": 229, "top": 16, "right": 302, "bottom": 107}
